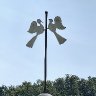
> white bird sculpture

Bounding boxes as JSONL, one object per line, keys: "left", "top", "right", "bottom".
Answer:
{"left": 48, "top": 16, "right": 66, "bottom": 44}
{"left": 26, "top": 19, "right": 44, "bottom": 48}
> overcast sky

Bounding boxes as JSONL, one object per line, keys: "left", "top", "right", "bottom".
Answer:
{"left": 0, "top": 0, "right": 96, "bottom": 86}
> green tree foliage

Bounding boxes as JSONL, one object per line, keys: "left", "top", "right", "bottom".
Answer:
{"left": 64, "top": 74, "right": 80, "bottom": 96}
{"left": 1, "top": 75, "right": 96, "bottom": 96}
{"left": 53, "top": 78, "right": 65, "bottom": 96}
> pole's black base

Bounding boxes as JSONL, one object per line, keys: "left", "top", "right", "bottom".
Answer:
{"left": 38, "top": 93, "right": 52, "bottom": 96}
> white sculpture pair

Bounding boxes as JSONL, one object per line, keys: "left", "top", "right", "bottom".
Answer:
{"left": 26, "top": 16, "right": 66, "bottom": 48}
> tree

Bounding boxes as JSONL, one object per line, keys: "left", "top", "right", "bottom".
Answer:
{"left": 87, "top": 76, "right": 96, "bottom": 96}
{"left": 53, "top": 78, "right": 65, "bottom": 96}
{"left": 64, "top": 74, "right": 80, "bottom": 95}
{"left": 78, "top": 78, "right": 88, "bottom": 96}
{"left": 1, "top": 75, "right": 96, "bottom": 95}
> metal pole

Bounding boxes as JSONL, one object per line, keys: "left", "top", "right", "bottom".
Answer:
{"left": 44, "top": 11, "right": 48, "bottom": 93}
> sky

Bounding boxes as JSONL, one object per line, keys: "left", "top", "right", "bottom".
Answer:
{"left": 0, "top": 0, "right": 96, "bottom": 86}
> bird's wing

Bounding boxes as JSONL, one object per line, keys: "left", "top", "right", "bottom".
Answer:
{"left": 27, "top": 21, "right": 37, "bottom": 33}
{"left": 54, "top": 16, "right": 66, "bottom": 30}
{"left": 54, "top": 16, "right": 62, "bottom": 23}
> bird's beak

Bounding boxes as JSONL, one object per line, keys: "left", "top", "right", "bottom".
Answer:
{"left": 49, "top": 19, "right": 53, "bottom": 22}
{"left": 64, "top": 27, "right": 66, "bottom": 29}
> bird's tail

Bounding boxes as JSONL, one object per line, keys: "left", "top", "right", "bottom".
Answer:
{"left": 53, "top": 32, "right": 66, "bottom": 44}
{"left": 26, "top": 35, "right": 38, "bottom": 48}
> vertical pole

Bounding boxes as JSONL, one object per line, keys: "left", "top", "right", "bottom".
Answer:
{"left": 44, "top": 11, "right": 48, "bottom": 93}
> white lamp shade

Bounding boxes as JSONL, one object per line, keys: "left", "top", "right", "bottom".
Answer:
{"left": 38, "top": 93, "right": 52, "bottom": 96}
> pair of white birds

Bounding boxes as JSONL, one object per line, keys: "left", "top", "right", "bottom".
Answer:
{"left": 26, "top": 16, "right": 66, "bottom": 48}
